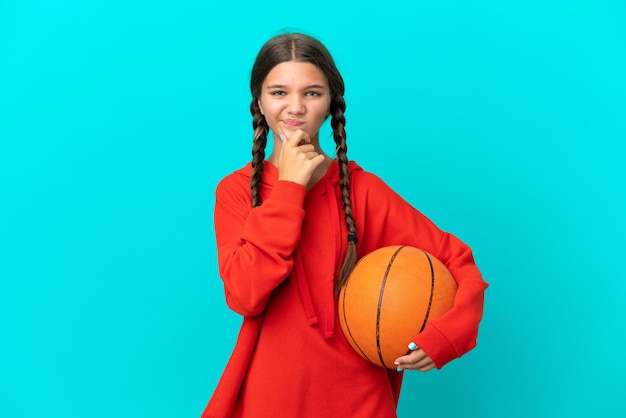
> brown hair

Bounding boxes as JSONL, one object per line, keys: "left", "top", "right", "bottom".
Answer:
{"left": 249, "top": 33, "right": 357, "bottom": 295}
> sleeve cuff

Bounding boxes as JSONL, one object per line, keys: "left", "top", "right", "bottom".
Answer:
{"left": 412, "top": 324, "right": 460, "bottom": 369}
{"left": 268, "top": 180, "right": 307, "bottom": 207}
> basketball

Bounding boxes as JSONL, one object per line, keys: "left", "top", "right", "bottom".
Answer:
{"left": 338, "top": 245, "right": 458, "bottom": 369}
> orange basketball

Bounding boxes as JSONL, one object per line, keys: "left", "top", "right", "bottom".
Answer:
{"left": 338, "top": 245, "right": 457, "bottom": 369}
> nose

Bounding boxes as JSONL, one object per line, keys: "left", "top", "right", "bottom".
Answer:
{"left": 286, "top": 95, "right": 305, "bottom": 115}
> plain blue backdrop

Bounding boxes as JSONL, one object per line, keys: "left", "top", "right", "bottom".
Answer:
{"left": 1, "top": 1, "right": 625, "bottom": 417}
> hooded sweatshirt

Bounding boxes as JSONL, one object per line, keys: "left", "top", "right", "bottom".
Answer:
{"left": 201, "top": 160, "right": 488, "bottom": 418}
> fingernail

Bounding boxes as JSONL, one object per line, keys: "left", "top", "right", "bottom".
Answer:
{"left": 408, "top": 342, "right": 417, "bottom": 351}
{"left": 396, "top": 367, "right": 403, "bottom": 372}
{"left": 279, "top": 134, "right": 284, "bottom": 141}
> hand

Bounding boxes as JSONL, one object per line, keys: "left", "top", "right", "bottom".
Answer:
{"left": 277, "top": 129, "right": 326, "bottom": 187}
{"left": 394, "top": 344, "right": 436, "bottom": 372}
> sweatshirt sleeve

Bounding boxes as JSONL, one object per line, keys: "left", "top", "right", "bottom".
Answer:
{"left": 352, "top": 171, "right": 488, "bottom": 369}
{"left": 214, "top": 175, "right": 308, "bottom": 317}
{"left": 415, "top": 233, "right": 487, "bottom": 368}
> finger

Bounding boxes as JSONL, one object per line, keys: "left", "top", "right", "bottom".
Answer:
{"left": 396, "top": 357, "right": 435, "bottom": 372}
{"left": 394, "top": 349, "right": 431, "bottom": 372}
{"left": 416, "top": 362, "right": 436, "bottom": 372}
{"left": 395, "top": 341, "right": 421, "bottom": 366}
{"left": 301, "top": 151, "right": 320, "bottom": 160}
{"left": 311, "top": 153, "right": 326, "bottom": 166}
{"left": 411, "top": 356, "right": 434, "bottom": 369}
{"left": 298, "top": 144, "right": 318, "bottom": 155}
{"left": 407, "top": 362, "right": 436, "bottom": 373}
{"left": 287, "top": 129, "right": 310, "bottom": 146}
{"left": 279, "top": 128, "right": 290, "bottom": 145}
{"left": 395, "top": 349, "right": 427, "bottom": 366}
{"left": 280, "top": 128, "right": 312, "bottom": 149}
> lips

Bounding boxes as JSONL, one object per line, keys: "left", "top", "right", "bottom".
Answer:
{"left": 282, "top": 119, "right": 304, "bottom": 128}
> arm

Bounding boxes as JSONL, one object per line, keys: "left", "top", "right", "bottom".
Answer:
{"left": 395, "top": 233, "right": 487, "bottom": 370}
{"left": 216, "top": 131, "right": 326, "bottom": 316}
{"left": 411, "top": 232, "right": 487, "bottom": 368}
{"left": 214, "top": 175, "right": 307, "bottom": 316}
{"left": 352, "top": 172, "right": 488, "bottom": 369}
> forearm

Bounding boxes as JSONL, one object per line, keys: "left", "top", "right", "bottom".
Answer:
{"left": 215, "top": 179, "right": 308, "bottom": 316}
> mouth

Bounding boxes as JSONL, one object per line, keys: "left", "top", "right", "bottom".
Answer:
{"left": 281, "top": 119, "right": 305, "bottom": 128}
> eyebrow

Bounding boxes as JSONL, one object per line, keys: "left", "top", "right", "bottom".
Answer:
{"left": 265, "top": 84, "right": 328, "bottom": 90}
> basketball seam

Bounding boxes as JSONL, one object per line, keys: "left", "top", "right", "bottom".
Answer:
{"left": 341, "top": 274, "right": 372, "bottom": 364}
{"left": 418, "top": 250, "right": 436, "bottom": 333}
{"left": 376, "top": 245, "right": 405, "bottom": 369}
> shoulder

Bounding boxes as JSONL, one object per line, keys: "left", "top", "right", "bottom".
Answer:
{"left": 216, "top": 163, "right": 252, "bottom": 198}
{"left": 349, "top": 161, "right": 394, "bottom": 195}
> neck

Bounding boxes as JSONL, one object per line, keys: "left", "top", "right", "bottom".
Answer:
{"left": 306, "top": 156, "right": 333, "bottom": 189}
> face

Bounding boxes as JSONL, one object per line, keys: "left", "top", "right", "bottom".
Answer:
{"left": 258, "top": 61, "right": 331, "bottom": 142}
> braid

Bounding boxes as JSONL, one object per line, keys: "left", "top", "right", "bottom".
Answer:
{"left": 250, "top": 99, "right": 268, "bottom": 208}
{"left": 332, "top": 95, "right": 358, "bottom": 296}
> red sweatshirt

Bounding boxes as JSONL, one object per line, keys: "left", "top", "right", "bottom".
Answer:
{"left": 201, "top": 160, "right": 487, "bottom": 418}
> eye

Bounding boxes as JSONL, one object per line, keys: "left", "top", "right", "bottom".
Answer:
{"left": 306, "top": 91, "right": 322, "bottom": 97}
{"left": 270, "top": 91, "right": 286, "bottom": 96}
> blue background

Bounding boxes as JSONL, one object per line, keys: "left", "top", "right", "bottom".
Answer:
{"left": 1, "top": 0, "right": 625, "bottom": 417}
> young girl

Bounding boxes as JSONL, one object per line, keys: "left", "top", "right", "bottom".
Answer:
{"left": 202, "top": 33, "right": 488, "bottom": 418}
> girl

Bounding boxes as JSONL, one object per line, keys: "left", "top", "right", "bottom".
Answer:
{"left": 202, "top": 33, "right": 488, "bottom": 418}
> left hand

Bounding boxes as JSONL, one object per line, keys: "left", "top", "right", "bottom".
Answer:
{"left": 394, "top": 345, "right": 436, "bottom": 372}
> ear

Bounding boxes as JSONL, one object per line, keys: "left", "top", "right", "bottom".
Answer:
{"left": 258, "top": 99, "right": 264, "bottom": 115}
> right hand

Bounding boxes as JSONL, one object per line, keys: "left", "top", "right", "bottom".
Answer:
{"left": 277, "top": 129, "right": 326, "bottom": 187}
